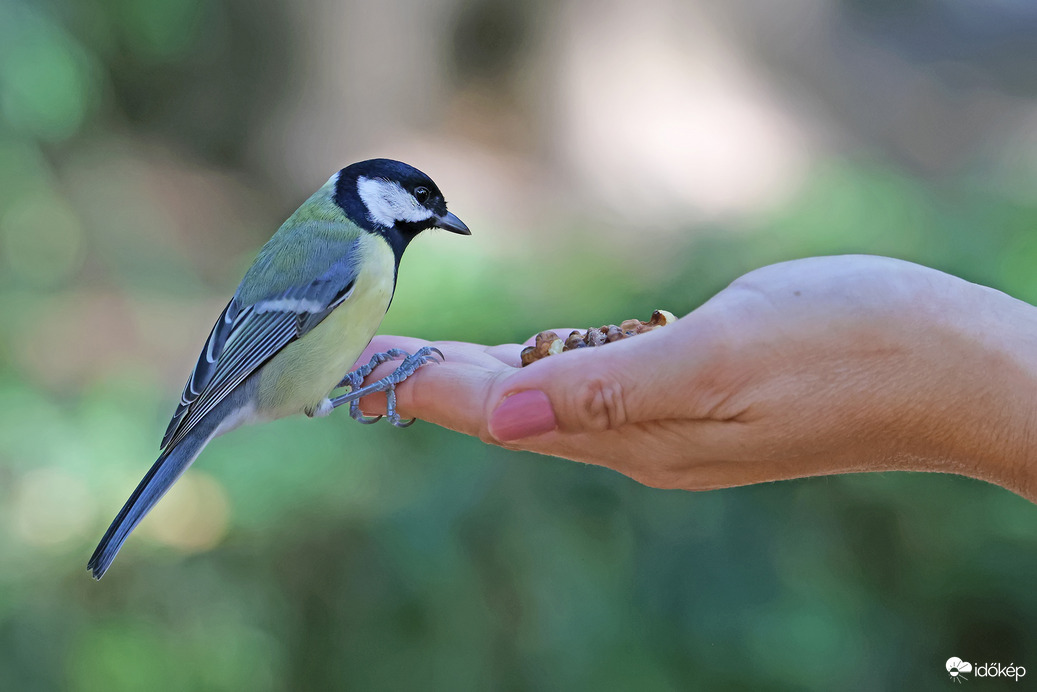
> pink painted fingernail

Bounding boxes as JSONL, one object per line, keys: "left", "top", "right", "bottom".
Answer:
{"left": 489, "top": 390, "right": 557, "bottom": 442}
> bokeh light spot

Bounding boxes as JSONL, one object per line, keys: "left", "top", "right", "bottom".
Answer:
{"left": 0, "top": 7, "right": 94, "bottom": 141}
{"left": 140, "top": 470, "right": 230, "bottom": 552}
{"left": 12, "top": 467, "right": 95, "bottom": 547}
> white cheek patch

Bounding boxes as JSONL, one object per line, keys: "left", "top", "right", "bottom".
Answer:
{"left": 356, "top": 176, "right": 434, "bottom": 227}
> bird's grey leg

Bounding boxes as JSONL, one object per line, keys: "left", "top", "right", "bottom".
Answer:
{"left": 336, "top": 368, "right": 384, "bottom": 424}
{"left": 332, "top": 348, "right": 410, "bottom": 424}
{"left": 384, "top": 386, "right": 415, "bottom": 428}
{"left": 331, "top": 346, "right": 444, "bottom": 427}
{"left": 336, "top": 349, "right": 409, "bottom": 388}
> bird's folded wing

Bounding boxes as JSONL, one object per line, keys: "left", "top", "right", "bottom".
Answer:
{"left": 161, "top": 241, "right": 361, "bottom": 451}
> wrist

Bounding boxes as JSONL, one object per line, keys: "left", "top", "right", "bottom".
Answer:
{"left": 926, "top": 278, "right": 1037, "bottom": 501}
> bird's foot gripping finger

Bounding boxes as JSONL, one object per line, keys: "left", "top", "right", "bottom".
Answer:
{"left": 336, "top": 349, "right": 409, "bottom": 388}
{"left": 331, "top": 347, "right": 444, "bottom": 427}
{"left": 334, "top": 349, "right": 409, "bottom": 425}
{"left": 337, "top": 369, "right": 384, "bottom": 425}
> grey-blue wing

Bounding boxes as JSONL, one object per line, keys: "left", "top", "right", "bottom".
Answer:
{"left": 161, "top": 298, "right": 245, "bottom": 448}
{"left": 160, "top": 239, "right": 362, "bottom": 451}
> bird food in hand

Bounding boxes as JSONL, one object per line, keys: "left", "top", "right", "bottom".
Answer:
{"left": 520, "top": 310, "right": 676, "bottom": 366}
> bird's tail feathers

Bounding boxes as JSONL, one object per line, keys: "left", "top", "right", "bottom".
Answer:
{"left": 86, "top": 424, "right": 214, "bottom": 579}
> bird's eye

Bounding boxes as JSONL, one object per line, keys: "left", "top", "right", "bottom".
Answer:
{"left": 414, "top": 186, "right": 430, "bottom": 204}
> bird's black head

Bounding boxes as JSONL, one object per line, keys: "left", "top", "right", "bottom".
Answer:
{"left": 334, "top": 159, "right": 470, "bottom": 260}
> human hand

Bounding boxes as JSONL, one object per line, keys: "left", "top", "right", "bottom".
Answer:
{"left": 354, "top": 256, "right": 1037, "bottom": 501}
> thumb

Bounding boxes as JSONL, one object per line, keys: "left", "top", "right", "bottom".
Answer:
{"left": 488, "top": 318, "right": 710, "bottom": 442}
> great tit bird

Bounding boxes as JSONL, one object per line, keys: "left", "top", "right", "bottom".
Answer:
{"left": 87, "top": 158, "right": 470, "bottom": 579}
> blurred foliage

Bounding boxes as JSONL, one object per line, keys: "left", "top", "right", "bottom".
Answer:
{"left": 0, "top": 0, "right": 1035, "bottom": 690}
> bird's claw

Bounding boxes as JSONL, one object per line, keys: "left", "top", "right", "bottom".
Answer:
{"left": 330, "top": 346, "right": 444, "bottom": 427}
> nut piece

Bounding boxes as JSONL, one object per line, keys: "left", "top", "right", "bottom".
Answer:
{"left": 520, "top": 331, "right": 564, "bottom": 366}
{"left": 649, "top": 309, "right": 676, "bottom": 327}
{"left": 620, "top": 319, "right": 641, "bottom": 336}
{"left": 564, "top": 330, "right": 585, "bottom": 350}
{"left": 585, "top": 327, "right": 608, "bottom": 347}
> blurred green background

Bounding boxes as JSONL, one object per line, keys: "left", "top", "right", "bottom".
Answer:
{"left": 1, "top": 0, "right": 1036, "bottom": 689}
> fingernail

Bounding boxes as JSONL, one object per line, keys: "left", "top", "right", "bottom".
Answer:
{"left": 489, "top": 390, "right": 557, "bottom": 442}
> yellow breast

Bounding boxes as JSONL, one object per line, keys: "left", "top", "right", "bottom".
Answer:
{"left": 256, "top": 233, "right": 396, "bottom": 417}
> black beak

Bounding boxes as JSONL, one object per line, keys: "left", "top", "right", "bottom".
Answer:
{"left": 434, "top": 211, "right": 471, "bottom": 235}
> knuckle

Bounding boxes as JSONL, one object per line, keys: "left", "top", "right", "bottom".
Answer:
{"left": 569, "top": 375, "right": 628, "bottom": 432}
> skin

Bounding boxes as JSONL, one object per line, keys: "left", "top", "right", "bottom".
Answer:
{"left": 352, "top": 255, "right": 1037, "bottom": 502}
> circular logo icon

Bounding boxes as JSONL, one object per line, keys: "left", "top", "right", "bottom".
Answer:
{"left": 946, "top": 657, "right": 973, "bottom": 682}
